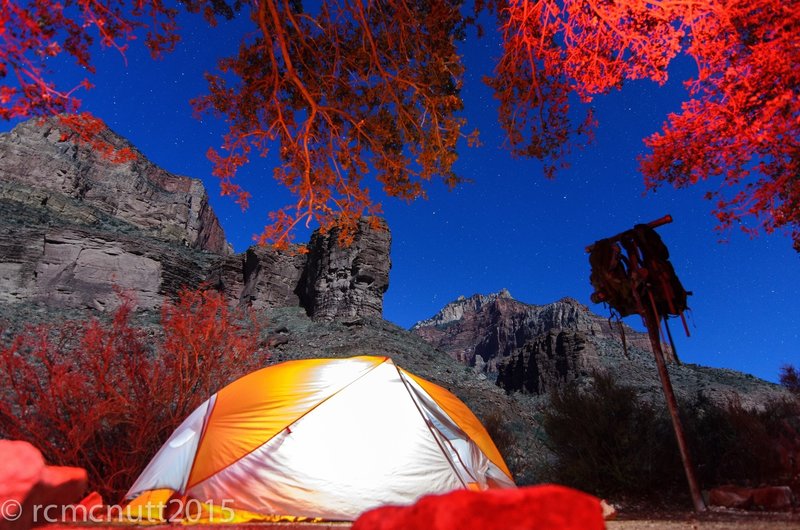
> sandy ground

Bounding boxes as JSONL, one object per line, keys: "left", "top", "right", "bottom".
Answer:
{"left": 45, "top": 512, "right": 800, "bottom": 529}
{"left": 609, "top": 523, "right": 797, "bottom": 529}
{"left": 607, "top": 509, "right": 799, "bottom": 530}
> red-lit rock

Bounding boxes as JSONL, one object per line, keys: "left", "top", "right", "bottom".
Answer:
{"left": 62, "top": 491, "right": 104, "bottom": 522}
{"left": 0, "top": 440, "right": 46, "bottom": 530}
{"left": 751, "top": 486, "right": 793, "bottom": 512}
{"left": 352, "top": 485, "right": 605, "bottom": 530}
{"left": 600, "top": 499, "right": 617, "bottom": 520}
{"left": 0, "top": 441, "right": 87, "bottom": 530}
{"left": 708, "top": 485, "right": 754, "bottom": 509}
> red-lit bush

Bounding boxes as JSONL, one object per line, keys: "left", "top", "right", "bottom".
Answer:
{"left": 0, "top": 289, "right": 267, "bottom": 500}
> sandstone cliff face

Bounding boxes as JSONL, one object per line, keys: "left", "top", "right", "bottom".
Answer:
{"left": 0, "top": 117, "right": 391, "bottom": 319}
{"left": 0, "top": 182, "right": 217, "bottom": 311}
{"left": 0, "top": 117, "right": 229, "bottom": 254}
{"left": 206, "top": 246, "right": 307, "bottom": 310}
{"left": 412, "top": 290, "right": 651, "bottom": 373}
{"left": 412, "top": 290, "right": 786, "bottom": 408}
{"left": 298, "top": 218, "right": 391, "bottom": 320}
{"left": 495, "top": 331, "right": 599, "bottom": 394}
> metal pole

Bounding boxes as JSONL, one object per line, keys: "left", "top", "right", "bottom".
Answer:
{"left": 587, "top": 214, "right": 705, "bottom": 511}
{"left": 643, "top": 297, "right": 706, "bottom": 512}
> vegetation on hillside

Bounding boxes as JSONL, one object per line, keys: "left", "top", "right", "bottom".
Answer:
{"left": 541, "top": 371, "right": 800, "bottom": 502}
{"left": 0, "top": 288, "right": 267, "bottom": 500}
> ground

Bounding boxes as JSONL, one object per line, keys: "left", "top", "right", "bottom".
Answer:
{"left": 608, "top": 508, "right": 799, "bottom": 529}
{"left": 45, "top": 510, "right": 800, "bottom": 529}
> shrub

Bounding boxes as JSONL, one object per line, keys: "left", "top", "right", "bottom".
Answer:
{"left": 541, "top": 372, "right": 800, "bottom": 502}
{"left": 780, "top": 364, "right": 800, "bottom": 396}
{"left": 482, "top": 411, "right": 515, "bottom": 462}
{"left": 0, "top": 288, "right": 267, "bottom": 501}
{"left": 683, "top": 394, "right": 794, "bottom": 486}
{"left": 541, "top": 372, "right": 681, "bottom": 498}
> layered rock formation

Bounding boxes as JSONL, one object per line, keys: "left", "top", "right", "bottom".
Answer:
{"left": 0, "top": 117, "right": 390, "bottom": 319}
{"left": 207, "top": 218, "right": 391, "bottom": 319}
{"left": 298, "top": 218, "right": 392, "bottom": 320}
{"left": 412, "top": 290, "right": 651, "bottom": 373}
{"left": 0, "top": 180, "right": 219, "bottom": 311}
{"left": 495, "top": 331, "right": 598, "bottom": 395}
{"left": 0, "top": 116, "right": 229, "bottom": 254}
{"left": 413, "top": 291, "right": 786, "bottom": 407}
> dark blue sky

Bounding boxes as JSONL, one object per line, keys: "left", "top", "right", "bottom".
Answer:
{"left": 14, "top": 10, "right": 798, "bottom": 383}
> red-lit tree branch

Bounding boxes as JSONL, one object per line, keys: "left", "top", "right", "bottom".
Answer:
{"left": 1, "top": 0, "right": 797, "bottom": 249}
{"left": 489, "top": 0, "right": 798, "bottom": 248}
{"left": 192, "top": 0, "right": 469, "bottom": 247}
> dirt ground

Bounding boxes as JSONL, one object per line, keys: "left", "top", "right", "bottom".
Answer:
{"left": 46, "top": 511, "right": 800, "bottom": 529}
{"left": 607, "top": 508, "right": 799, "bottom": 529}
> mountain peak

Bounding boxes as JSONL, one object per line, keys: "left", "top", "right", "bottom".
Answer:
{"left": 411, "top": 290, "right": 654, "bottom": 373}
{"left": 412, "top": 289, "right": 517, "bottom": 330}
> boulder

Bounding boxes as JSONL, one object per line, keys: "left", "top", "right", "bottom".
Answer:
{"left": 751, "top": 486, "right": 794, "bottom": 512}
{"left": 351, "top": 485, "right": 604, "bottom": 530}
{"left": 708, "top": 484, "right": 795, "bottom": 512}
{"left": 0, "top": 440, "right": 87, "bottom": 530}
{"left": 0, "top": 441, "right": 44, "bottom": 525}
{"left": 708, "top": 485, "right": 754, "bottom": 509}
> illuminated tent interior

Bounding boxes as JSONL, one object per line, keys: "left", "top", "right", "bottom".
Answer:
{"left": 125, "top": 356, "right": 515, "bottom": 522}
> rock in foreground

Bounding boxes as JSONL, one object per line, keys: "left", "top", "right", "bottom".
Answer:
{"left": 352, "top": 485, "right": 605, "bottom": 530}
{"left": 0, "top": 440, "right": 87, "bottom": 530}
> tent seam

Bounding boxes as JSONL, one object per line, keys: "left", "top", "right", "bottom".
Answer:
{"left": 401, "top": 373, "right": 482, "bottom": 486}
{"left": 180, "top": 394, "right": 219, "bottom": 495}
{"left": 185, "top": 356, "right": 390, "bottom": 491}
{"left": 402, "top": 369, "right": 513, "bottom": 481}
{"left": 395, "top": 364, "right": 469, "bottom": 490}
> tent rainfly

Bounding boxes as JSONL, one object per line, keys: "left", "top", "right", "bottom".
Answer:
{"left": 125, "top": 356, "right": 515, "bottom": 521}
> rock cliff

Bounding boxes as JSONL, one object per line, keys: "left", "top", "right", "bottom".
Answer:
{"left": 495, "top": 331, "right": 598, "bottom": 395}
{"left": 0, "top": 116, "right": 229, "bottom": 254}
{"left": 412, "top": 290, "right": 785, "bottom": 407}
{"left": 0, "top": 117, "right": 390, "bottom": 319}
{"left": 298, "top": 218, "right": 392, "bottom": 320}
{"left": 412, "top": 290, "right": 652, "bottom": 373}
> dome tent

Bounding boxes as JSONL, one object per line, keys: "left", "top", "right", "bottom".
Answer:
{"left": 125, "top": 356, "right": 515, "bottom": 521}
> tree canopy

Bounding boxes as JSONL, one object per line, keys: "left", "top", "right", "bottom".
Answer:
{"left": 1, "top": 0, "right": 797, "bottom": 248}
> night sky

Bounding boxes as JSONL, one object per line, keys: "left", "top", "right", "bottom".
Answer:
{"left": 11, "top": 10, "right": 798, "bottom": 383}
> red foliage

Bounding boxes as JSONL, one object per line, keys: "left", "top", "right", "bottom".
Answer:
{"left": 489, "top": 0, "right": 686, "bottom": 177}
{"left": 639, "top": 0, "right": 800, "bottom": 249}
{"left": 57, "top": 113, "right": 137, "bottom": 163}
{"left": 0, "top": 288, "right": 267, "bottom": 500}
{"left": 2, "top": 0, "right": 797, "bottom": 248}
{"left": 0, "top": 0, "right": 183, "bottom": 120}
{"left": 490, "top": 0, "right": 799, "bottom": 248}
{"left": 192, "top": 0, "right": 468, "bottom": 248}
{"left": 352, "top": 484, "right": 604, "bottom": 530}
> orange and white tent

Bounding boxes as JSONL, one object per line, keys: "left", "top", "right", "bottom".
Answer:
{"left": 125, "top": 356, "right": 515, "bottom": 521}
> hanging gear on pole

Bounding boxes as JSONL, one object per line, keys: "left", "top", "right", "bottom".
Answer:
{"left": 586, "top": 215, "right": 706, "bottom": 513}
